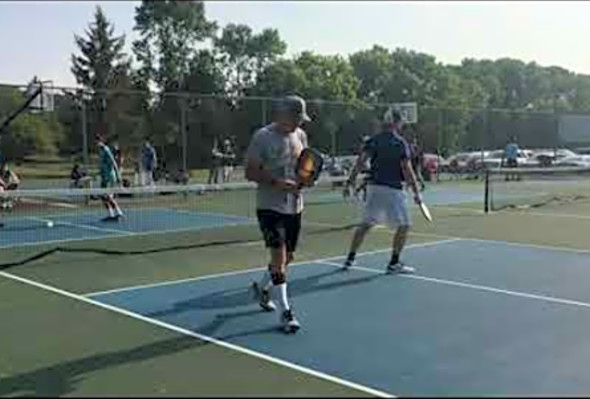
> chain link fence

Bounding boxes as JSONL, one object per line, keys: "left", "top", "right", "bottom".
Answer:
{"left": 2, "top": 82, "right": 590, "bottom": 187}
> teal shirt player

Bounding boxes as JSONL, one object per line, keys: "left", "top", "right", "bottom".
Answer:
{"left": 505, "top": 143, "right": 519, "bottom": 160}
{"left": 99, "top": 144, "right": 118, "bottom": 183}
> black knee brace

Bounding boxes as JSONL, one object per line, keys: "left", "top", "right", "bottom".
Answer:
{"left": 270, "top": 269, "right": 286, "bottom": 285}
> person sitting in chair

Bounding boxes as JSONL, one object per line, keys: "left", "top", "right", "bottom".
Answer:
{"left": 70, "top": 163, "right": 88, "bottom": 189}
{"left": 0, "top": 163, "right": 20, "bottom": 210}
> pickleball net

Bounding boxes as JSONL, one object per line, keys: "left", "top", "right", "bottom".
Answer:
{"left": 484, "top": 166, "right": 590, "bottom": 212}
{"left": 0, "top": 176, "right": 365, "bottom": 269}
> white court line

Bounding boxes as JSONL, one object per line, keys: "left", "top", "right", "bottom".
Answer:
{"left": 316, "top": 262, "right": 590, "bottom": 312}
{"left": 26, "top": 216, "right": 134, "bottom": 236}
{"left": 0, "top": 216, "right": 255, "bottom": 250}
{"left": 20, "top": 197, "right": 79, "bottom": 209}
{"left": 0, "top": 270, "right": 394, "bottom": 398}
{"left": 407, "top": 231, "right": 590, "bottom": 256}
{"left": 438, "top": 203, "right": 590, "bottom": 221}
{"left": 430, "top": 205, "right": 484, "bottom": 214}
{"left": 84, "top": 239, "right": 461, "bottom": 298}
{"left": 510, "top": 210, "right": 590, "bottom": 221}
{"left": 157, "top": 207, "right": 253, "bottom": 222}
{"left": 355, "top": 226, "right": 590, "bottom": 257}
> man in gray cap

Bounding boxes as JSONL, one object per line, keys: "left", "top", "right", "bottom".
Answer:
{"left": 245, "top": 94, "right": 311, "bottom": 334}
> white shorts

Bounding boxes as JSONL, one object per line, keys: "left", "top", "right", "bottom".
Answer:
{"left": 140, "top": 170, "right": 155, "bottom": 187}
{"left": 362, "top": 184, "right": 411, "bottom": 229}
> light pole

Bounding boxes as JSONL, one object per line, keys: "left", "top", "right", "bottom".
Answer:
{"left": 66, "top": 89, "right": 91, "bottom": 172}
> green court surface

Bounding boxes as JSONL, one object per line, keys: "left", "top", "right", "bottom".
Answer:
{"left": 2, "top": 178, "right": 590, "bottom": 396}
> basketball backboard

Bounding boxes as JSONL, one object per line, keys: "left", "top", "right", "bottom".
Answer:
{"left": 26, "top": 78, "right": 54, "bottom": 113}
{"left": 390, "top": 102, "right": 418, "bottom": 124}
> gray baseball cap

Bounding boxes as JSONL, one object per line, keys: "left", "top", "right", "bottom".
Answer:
{"left": 273, "top": 95, "right": 312, "bottom": 123}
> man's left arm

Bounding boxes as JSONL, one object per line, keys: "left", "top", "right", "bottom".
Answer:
{"left": 105, "top": 147, "right": 122, "bottom": 183}
{"left": 400, "top": 143, "right": 421, "bottom": 204}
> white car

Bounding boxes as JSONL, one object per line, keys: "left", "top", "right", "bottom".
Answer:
{"left": 553, "top": 155, "right": 590, "bottom": 168}
{"left": 528, "top": 149, "right": 578, "bottom": 167}
{"left": 555, "top": 149, "right": 577, "bottom": 159}
{"left": 481, "top": 149, "right": 531, "bottom": 169}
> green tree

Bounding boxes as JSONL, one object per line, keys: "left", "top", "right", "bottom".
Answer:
{"left": 71, "top": 6, "right": 127, "bottom": 91}
{"left": 70, "top": 4, "right": 134, "bottom": 165}
{"left": 132, "top": 0, "right": 217, "bottom": 167}
{"left": 215, "top": 24, "right": 286, "bottom": 95}
{"left": 252, "top": 52, "right": 361, "bottom": 155}
{"left": 253, "top": 52, "right": 359, "bottom": 100}
{"left": 71, "top": 6, "right": 128, "bottom": 126}
{"left": 349, "top": 45, "right": 392, "bottom": 102}
{"left": 133, "top": 0, "right": 217, "bottom": 91}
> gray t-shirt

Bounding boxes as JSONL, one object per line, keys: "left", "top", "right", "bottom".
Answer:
{"left": 246, "top": 123, "right": 308, "bottom": 214}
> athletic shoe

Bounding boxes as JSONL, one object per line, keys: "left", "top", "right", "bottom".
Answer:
{"left": 281, "top": 309, "right": 301, "bottom": 334}
{"left": 251, "top": 282, "right": 276, "bottom": 312}
{"left": 343, "top": 258, "right": 355, "bottom": 270}
{"left": 386, "top": 262, "right": 416, "bottom": 274}
{"left": 101, "top": 216, "right": 119, "bottom": 222}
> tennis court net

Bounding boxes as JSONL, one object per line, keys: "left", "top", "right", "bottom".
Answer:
{"left": 484, "top": 166, "right": 590, "bottom": 212}
{"left": 0, "top": 176, "right": 363, "bottom": 269}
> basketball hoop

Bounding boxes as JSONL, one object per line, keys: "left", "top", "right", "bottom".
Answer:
{"left": 27, "top": 78, "right": 54, "bottom": 113}
{"left": 390, "top": 102, "right": 418, "bottom": 124}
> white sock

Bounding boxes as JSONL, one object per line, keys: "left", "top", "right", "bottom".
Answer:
{"left": 107, "top": 206, "right": 115, "bottom": 217}
{"left": 113, "top": 202, "right": 123, "bottom": 216}
{"left": 259, "top": 271, "right": 272, "bottom": 292}
{"left": 275, "top": 283, "right": 290, "bottom": 312}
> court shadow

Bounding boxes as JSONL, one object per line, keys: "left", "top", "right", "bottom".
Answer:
{"left": 146, "top": 266, "right": 383, "bottom": 319}
{"left": 196, "top": 309, "right": 282, "bottom": 339}
{"left": 0, "top": 335, "right": 208, "bottom": 397}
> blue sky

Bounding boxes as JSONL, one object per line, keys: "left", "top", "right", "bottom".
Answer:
{"left": 1, "top": 1, "right": 589, "bottom": 87}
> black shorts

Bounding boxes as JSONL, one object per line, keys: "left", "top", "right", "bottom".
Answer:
{"left": 256, "top": 210, "right": 302, "bottom": 253}
{"left": 507, "top": 159, "right": 518, "bottom": 168}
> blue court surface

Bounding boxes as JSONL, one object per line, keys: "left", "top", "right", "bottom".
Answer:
{"left": 87, "top": 239, "right": 590, "bottom": 396}
{"left": 0, "top": 208, "right": 252, "bottom": 248}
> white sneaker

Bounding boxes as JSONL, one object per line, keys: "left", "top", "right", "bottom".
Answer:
{"left": 251, "top": 282, "right": 276, "bottom": 312}
{"left": 386, "top": 262, "right": 416, "bottom": 275}
{"left": 281, "top": 309, "right": 301, "bottom": 334}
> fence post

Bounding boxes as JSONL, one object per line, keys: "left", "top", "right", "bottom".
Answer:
{"left": 484, "top": 168, "right": 490, "bottom": 214}
{"left": 180, "top": 97, "right": 188, "bottom": 173}
{"left": 481, "top": 107, "right": 487, "bottom": 164}
{"left": 437, "top": 107, "right": 444, "bottom": 156}
{"left": 261, "top": 98, "right": 267, "bottom": 125}
{"left": 81, "top": 100, "right": 89, "bottom": 171}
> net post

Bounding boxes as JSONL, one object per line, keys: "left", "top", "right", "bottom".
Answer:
{"left": 484, "top": 168, "right": 490, "bottom": 214}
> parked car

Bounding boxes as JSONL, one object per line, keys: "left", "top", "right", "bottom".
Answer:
{"left": 553, "top": 155, "right": 590, "bottom": 168}
{"left": 443, "top": 152, "right": 485, "bottom": 173}
{"left": 325, "top": 157, "right": 347, "bottom": 177}
{"left": 480, "top": 149, "right": 531, "bottom": 169}
{"left": 527, "top": 148, "right": 578, "bottom": 167}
